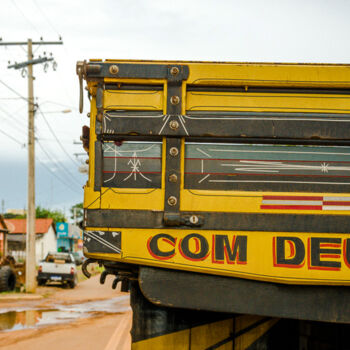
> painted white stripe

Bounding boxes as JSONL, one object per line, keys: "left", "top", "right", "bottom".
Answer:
{"left": 323, "top": 206, "right": 350, "bottom": 211}
{"left": 208, "top": 180, "right": 350, "bottom": 185}
{"left": 184, "top": 115, "right": 350, "bottom": 122}
{"left": 208, "top": 149, "right": 350, "bottom": 156}
{"left": 324, "top": 196, "right": 350, "bottom": 202}
{"left": 262, "top": 200, "right": 323, "bottom": 205}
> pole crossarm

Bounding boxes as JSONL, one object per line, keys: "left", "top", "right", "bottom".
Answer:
{"left": 0, "top": 41, "right": 63, "bottom": 46}
{"left": 8, "top": 57, "right": 53, "bottom": 70}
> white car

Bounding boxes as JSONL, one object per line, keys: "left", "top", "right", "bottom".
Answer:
{"left": 37, "top": 252, "right": 78, "bottom": 288}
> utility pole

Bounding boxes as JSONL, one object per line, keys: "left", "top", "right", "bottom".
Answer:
{"left": 0, "top": 38, "right": 62, "bottom": 292}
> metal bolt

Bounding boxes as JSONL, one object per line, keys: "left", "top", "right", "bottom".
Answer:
{"left": 109, "top": 65, "right": 119, "bottom": 74}
{"left": 169, "top": 147, "right": 179, "bottom": 156}
{"left": 170, "top": 66, "right": 179, "bottom": 76}
{"left": 85, "top": 159, "right": 89, "bottom": 164}
{"left": 167, "top": 196, "right": 177, "bottom": 206}
{"left": 169, "top": 174, "right": 178, "bottom": 183}
{"left": 169, "top": 120, "right": 179, "bottom": 130}
{"left": 86, "top": 112, "right": 90, "bottom": 118}
{"left": 170, "top": 95, "right": 180, "bottom": 105}
{"left": 189, "top": 215, "right": 199, "bottom": 225}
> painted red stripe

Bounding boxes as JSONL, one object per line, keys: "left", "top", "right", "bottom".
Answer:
{"left": 185, "top": 158, "right": 350, "bottom": 164}
{"left": 320, "top": 243, "right": 341, "bottom": 248}
{"left": 323, "top": 201, "right": 350, "bottom": 206}
{"left": 263, "top": 196, "right": 323, "bottom": 201}
{"left": 320, "top": 254, "right": 341, "bottom": 259}
{"left": 103, "top": 171, "right": 161, "bottom": 174}
{"left": 104, "top": 156, "right": 161, "bottom": 159}
{"left": 261, "top": 205, "right": 322, "bottom": 210}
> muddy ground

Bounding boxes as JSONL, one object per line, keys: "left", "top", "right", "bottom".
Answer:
{"left": 0, "top": 275, "right": 131, "bottom": 350}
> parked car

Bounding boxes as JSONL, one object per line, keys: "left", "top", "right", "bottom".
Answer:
{"left": 37, "top": 252, "right": 78, "bottom": 288}
{"left": 72, "top": 251, "right": 86, "bottom": 266}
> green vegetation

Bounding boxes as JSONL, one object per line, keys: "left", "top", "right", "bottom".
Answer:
{"left": 4, "top": 206, "right": 66, "bottom": 223}
{"left": 70, "top": 202, "right": 83, "bottom": 221}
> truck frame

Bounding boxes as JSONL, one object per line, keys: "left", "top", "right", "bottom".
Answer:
{"left": 77, "top": 59, "right": 350, "bottom": 349}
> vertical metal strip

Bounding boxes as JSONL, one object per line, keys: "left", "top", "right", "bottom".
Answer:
{"left": 94, "top": 140, "right": 103, "bottom": 191}
{"left": 163, "top": 66, "right": 186, "bottom": 225}
{"left": 164, "top": 138, "right": 182, "bottom": 225}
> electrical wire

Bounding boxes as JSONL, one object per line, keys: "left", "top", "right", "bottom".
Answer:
{"left": 32, "top": 0, "right": 61, "bottom": 38}
{"left": 0, "top": 79, "right": 31, "bottom": 104}
{"left": 37, "top": 106, "right": 80, "bottom": 166}
{"left": 0, "top": 126, "right": 81, "bottom": 195}
{"left": 0, "top": 105, "right": 28, "bottom": 133}
{"left": 36, "top": 157, "right": 82, "bottom": 195}
{"left": 0, "top": 128, "right": 26, "bottom": 147}
{"left": 37, "top": 139, "right": 83, "bottom": 188}
{"left": 11, "top": 0, "right": 41, "bottom": 37}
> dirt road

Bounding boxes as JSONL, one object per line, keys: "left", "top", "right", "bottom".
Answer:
{"left": 0, "top": 275, "right": 132, "bottom": 350}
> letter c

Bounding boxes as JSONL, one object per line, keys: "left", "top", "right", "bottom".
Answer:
{"left": 147, "top": 233, "right": 176, "bottom": 260}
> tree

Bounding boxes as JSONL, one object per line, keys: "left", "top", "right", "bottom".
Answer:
{"left": 36, "top": 206, "right": 66, "bottom": 223}
{"left": 70, "top": 203, "right": 83, "bottom": 223}
{"left": 4, "top": 206, "right": 66, "bottom": 223}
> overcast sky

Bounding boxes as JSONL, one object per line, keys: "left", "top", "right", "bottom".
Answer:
{"left": 0, "top": 0, "right": 350, "bottom": 215}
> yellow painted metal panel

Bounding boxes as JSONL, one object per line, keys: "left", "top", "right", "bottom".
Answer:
{"left": 180, "top": 189, "right": 350, "bottom": 215}
{"left": 93, "top": 59, "right": 350, "bottom": 88}
{"left": 84, "top": 228, "right": 350, "bottom": 285}
{"left": 99, "top": 187, "right": 164, "bottom": 210}
{"left": 235, "top": 317, "right": 279, "bottom": 350}
{"left": 132, "top": 329, "right": 190, "bottom": 350}
{"left": 104, "top": 89, "right": 163, "bottom": 111}
{"left": 190, "top": 319, "right": 233, "bottom": 350}
{"left": 187, "top": 91, "right": 350, "bottom": 114}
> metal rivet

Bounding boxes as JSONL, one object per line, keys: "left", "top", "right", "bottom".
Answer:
{"left": 170, "top": 95, "right": 180, "bottom": 105}
{"left": 109, "top": 65, "right": 119, "bottom": 74}
{"left": 189, "top": 215, "right": 199, "bottom": 225}
{"left": 169, "top": 174, "right": 178, "bottom": 183}
{"left": 167, "top": 196, "right": 177, "bottom": 206}
{"left": 170, "top": 66, "right": 179, "bottom": 76}
{"left": 169, "top": 147, "right": 179, "bottom": 156}
{"left": 169, "top": 120, "right": 179, "bottom": 130}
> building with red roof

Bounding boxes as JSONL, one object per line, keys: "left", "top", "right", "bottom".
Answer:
{"left": 4, "top": 218, "right": 57, "bottom": 263}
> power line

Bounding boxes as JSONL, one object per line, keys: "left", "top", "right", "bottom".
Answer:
{"left": 0, "top": 79, "right": 30, "bottom": 103}
{"left": 0, "top": 105, "right": 27, "bottom": 133}
{"left": 36, "top": 157, "right": 82, "bottom": 195}
{"left": 0, "top": 128, "right": 25, "bottom": 147}
{"left": 32, "top": 0, "right": 61, "bottom": 38}
{"left": 11, "top": 0, "right": 41, "bottom": 37}
{"left": 37, "top": 106, "right": 80, "bottom": 166}
{"left": 37, "top": 139, "right": 82, "bottom": 188}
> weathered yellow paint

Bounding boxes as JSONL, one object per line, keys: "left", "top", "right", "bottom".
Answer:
{"left": 130, "top": 316, "right": 278, "bottom": 350}
{"left": 190, "top": 319, "right": 233, "bottom": 350}
{"left": 99, "top": 59, "right": 350, "bottom": 88}
{"left": 104, "top": 89, "right": 163, "bottom": 111}
{"left": 187, "top": 91, "right": 350, "bottom": 114}
{"left": 180, "top": 189, "right": 350, "bottom": 215}
{"left": 84, "top": 228, "right": 350, "bottom": 285}
{"left": 83, "top": 59, "right": 350, "bottom": 288}
{"left": 132, "top": 329, "right": 190, "bottom": 350}
{"left": 99, "top": 187, "right": 164, "bottom": 211}
{"left": 235, "top": 317, "right": 279, "bottom": 350}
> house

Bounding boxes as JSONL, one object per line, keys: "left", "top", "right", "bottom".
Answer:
{"left": 0, "top": 215, "right": 9, "bottom": 257}
{"left": 4, "top": 218, "right": 57, "bottom": 263}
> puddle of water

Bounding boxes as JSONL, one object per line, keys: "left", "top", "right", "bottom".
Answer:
{"left": 0, "top": 295, "right": 131, "bottom": 332}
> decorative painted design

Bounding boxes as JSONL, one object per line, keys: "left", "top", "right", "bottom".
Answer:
{"left": 83, "top": 230, "right": 121, "bottom": 254}
{"left": 185, "top": 143, "right": 350, "bottom": 192}
{"left": 261, "top": 195, "right": 350, "bottom": 211}
{"left": 102, "top": 142, "right": 162, "bottom": 189}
